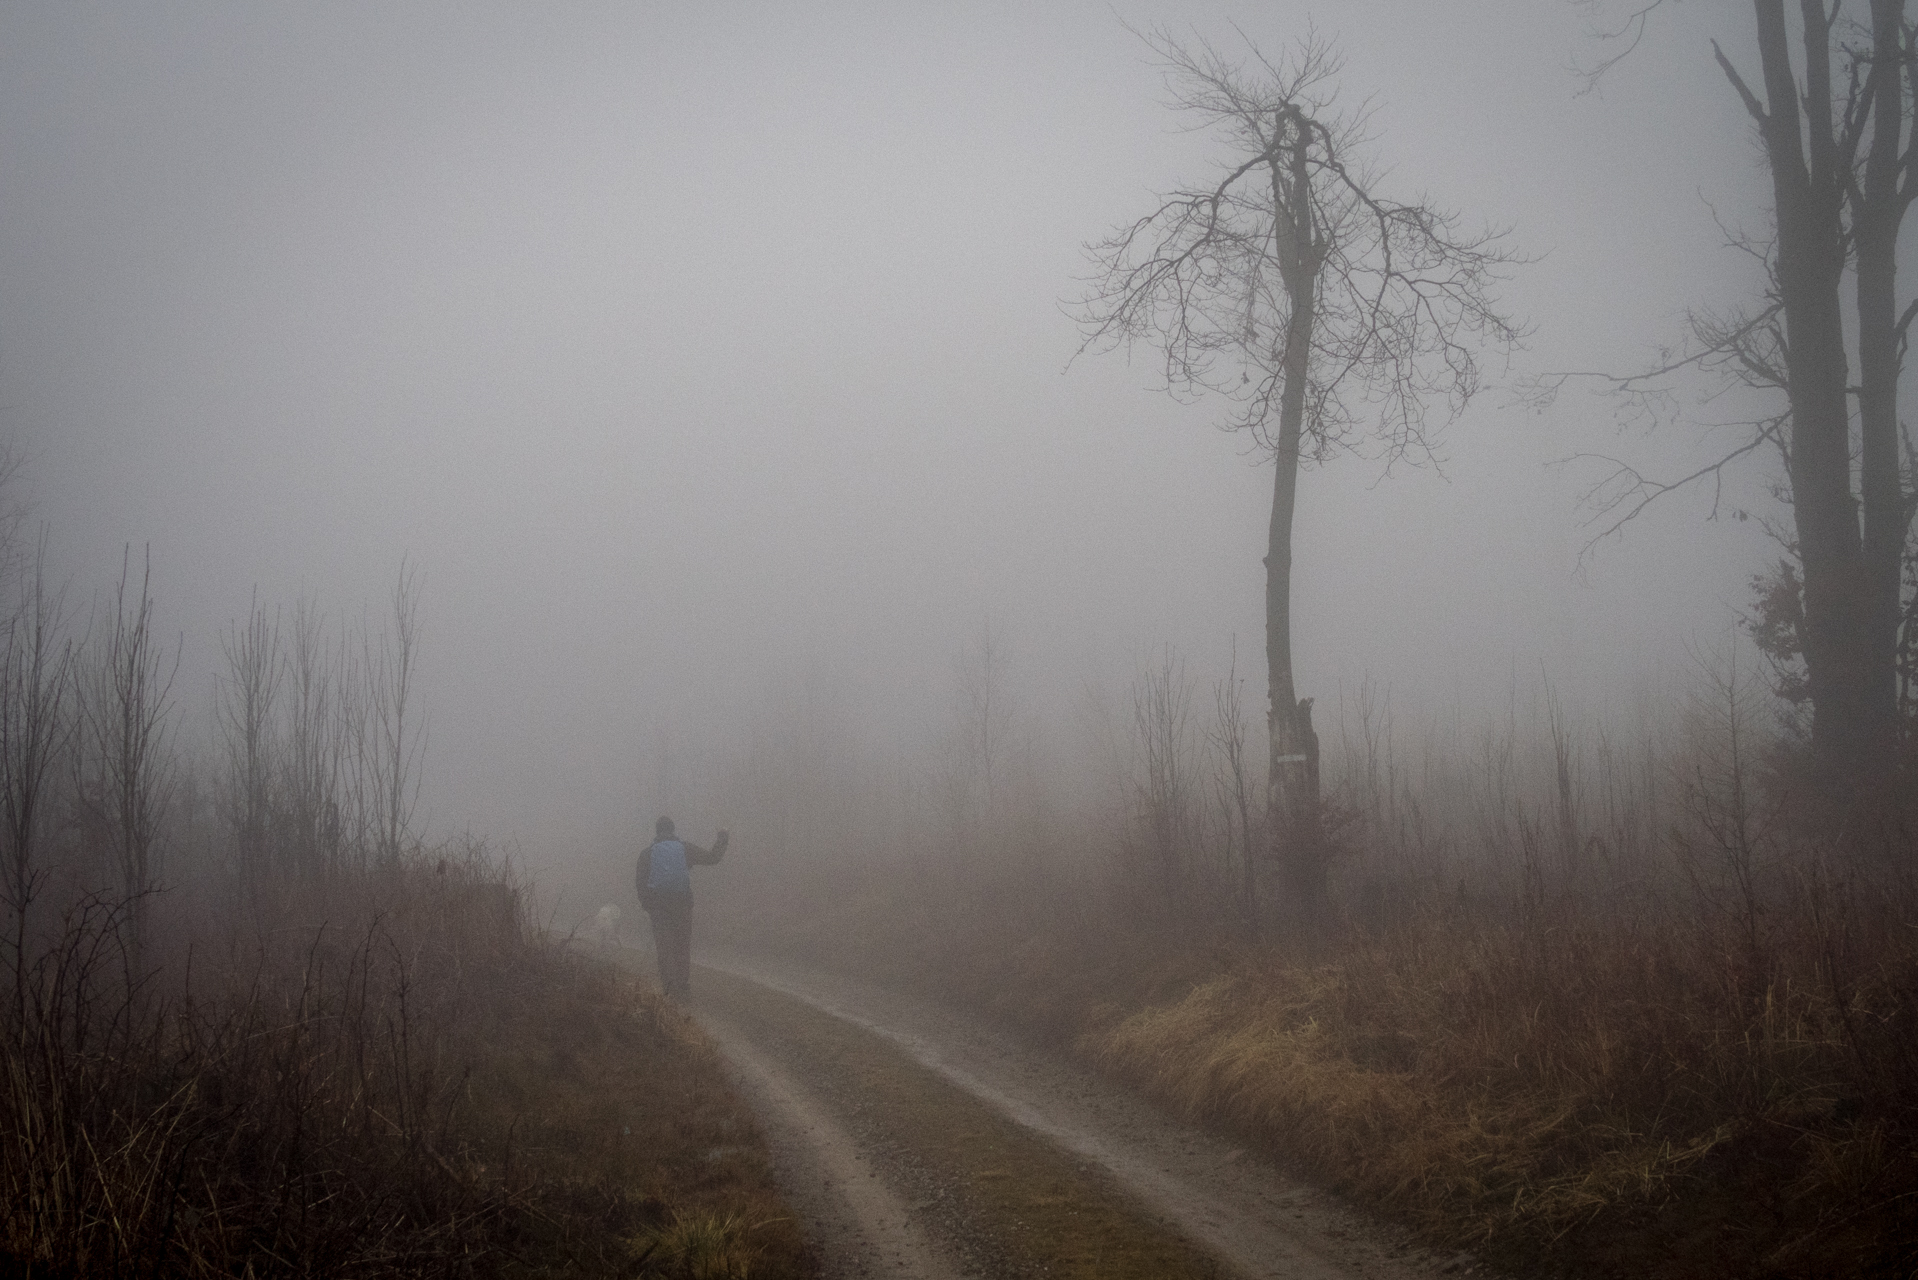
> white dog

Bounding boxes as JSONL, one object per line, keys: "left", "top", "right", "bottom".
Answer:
{"left": 592, "top": 902, "right": 622, "bottom": 947}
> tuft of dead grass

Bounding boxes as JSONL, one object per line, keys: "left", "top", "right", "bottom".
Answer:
{"left": 628, "top": 1209, "right": 768, "bottom": 1280}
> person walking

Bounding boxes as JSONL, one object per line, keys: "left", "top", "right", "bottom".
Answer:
{"left": 636, "top": 816, "right": 727, "bottom": 999}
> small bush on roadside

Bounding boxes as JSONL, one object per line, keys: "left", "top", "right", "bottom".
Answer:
{"left": 630, "top": 1210, "right": 768, "bottom": 1280}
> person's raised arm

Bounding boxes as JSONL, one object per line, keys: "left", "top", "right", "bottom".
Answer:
{"left": 688, "top": 829, "right": 729, "bottom": 866}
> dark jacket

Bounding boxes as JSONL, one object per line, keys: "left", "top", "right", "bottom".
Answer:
{"left": 637, "top": 830, "right": 727, "bottom": 911}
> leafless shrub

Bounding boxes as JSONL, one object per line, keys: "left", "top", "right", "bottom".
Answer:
{"left": 2, "top": 536, "right": 72, "bottom": 1028}
{"left": 0, "top": 854, "right": 535, "bottom": 1277}
{"left": 1208, "top": 642, "right": 1260, "bottom": 930}
{"left": 217, "top": 592, "right": 280, "bottom": 885}
{"left": 369, "top": 560, "right": 424, "bottom": 867}
{"left": 281, "top": 596, "right": 347, "bottom": 878}
{"left": 1125, "top": 649, "right": 1199, "bottom": 917}
{"left": 1672, "top": 643, "right": 1789, "bottom": 1002}
{"left": 936, "top": 621, "right": 1019, "bottom": 864}
{"left": 76, "top": 547, "right": 178, "bottom": 968}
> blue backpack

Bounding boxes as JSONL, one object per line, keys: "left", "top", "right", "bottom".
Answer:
{"left": 644, "top": 838, "right": 691, "bottom": 895}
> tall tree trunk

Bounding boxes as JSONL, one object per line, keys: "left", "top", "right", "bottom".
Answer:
{"left": 1852, "top": 0, "right": 1909, "bottom": 782}
{"left": 1737, "top": 1, "right": 1875, "bottom": 787}
{"left": 1266, "top": 114, "right": 1325, "bottom": 929}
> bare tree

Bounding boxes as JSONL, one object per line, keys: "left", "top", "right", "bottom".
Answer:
{"left": 1675, "top": 641, "right": 1785, "bottom": 984}
{"left": 0, "top": 439, "right": 29, "bottom": 606}
{"left": 368, "top": 561, "right": 424, "bottom": 865}
{"left": 1076, "top": 28, "right": 1522, "bottom": 929}
{"left": 1208, "top": 640, "right": 1259, "bottom": 929}
{"left": 1, "top": 534, "right": 71, "bottom": 1027}
{"left": 936, "top": 621, "right": 1020, "bottom": 872}
{"left": 1131, "top": 648, "right": 1197, "bottom": 911}
{"left": 79, "top": 547, "right": 177, "bottom": 964}
{"left": 217, "top": 592, "right": 279, "bottom": 881}
{"left": 958, "top": 621, "right": 1015, "bottom": 819}
{"left": 1558, "top": 1, "right": 1918, "bottom": 800}
{"left": 283, "top": 596, "right": 345, "bottom": 877}
{"left": 216, "top": 588, "right": 385, "bottom": 884}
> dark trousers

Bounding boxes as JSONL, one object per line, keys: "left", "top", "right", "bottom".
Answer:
{"left": 646, "top": 894, "right": 693, "bottom": 998}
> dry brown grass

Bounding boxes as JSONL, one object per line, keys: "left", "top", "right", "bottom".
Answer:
{"left": 1073, "top": 899, "right": 1917, "bottom": 1262}
{"left": 722, "top": 855, "right": 1918, "bottom": 1278}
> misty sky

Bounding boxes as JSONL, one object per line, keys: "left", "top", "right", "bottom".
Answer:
{"left": 0, "top": 2, "right": 1830, "bottom": 856}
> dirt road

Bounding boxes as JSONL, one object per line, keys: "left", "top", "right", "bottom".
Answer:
{"left": 684, "top": 950, "right": 1472, "bottom": 1280}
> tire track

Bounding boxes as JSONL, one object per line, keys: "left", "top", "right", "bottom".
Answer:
{"left": 698, "top": 1007, "right": 966, "bottom": 1279}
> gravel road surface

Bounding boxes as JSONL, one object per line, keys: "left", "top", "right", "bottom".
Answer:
{"left": 686, "top": 949, "right": 1474, "bottom": 1280}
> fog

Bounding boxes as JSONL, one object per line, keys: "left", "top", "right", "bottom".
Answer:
{"left": 1, "top": 2, "right": 1799, "bottom": 866}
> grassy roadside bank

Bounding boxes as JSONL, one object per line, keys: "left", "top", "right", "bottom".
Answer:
{"left": 715, "top": 870, "right": 1918, "bottom": 1280}
{"left": 462, "top": 936, "right": 812, "bottom": 1280}
{"left": 3, "top": 854, "right": 810, "bottom": 1279}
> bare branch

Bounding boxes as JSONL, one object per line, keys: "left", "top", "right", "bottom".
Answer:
{"left": 1714, "top": 39, "right": 1771, "bottom": 124}
{"left": 1573, "top": 0, "right": 1672, "bottom": 93}
{"left": 1560, "top": 415, "right": 1789, "bottom": 560}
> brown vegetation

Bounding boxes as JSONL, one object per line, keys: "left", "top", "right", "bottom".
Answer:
{"left": 0, "top": 560, "right": 810, "bottom": 1279}
{"left": 703, "top": 655, "right": 1918, "bottom": 1279}
{"left": 2, "top": 850, "right": 808, "bottom": 1278}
